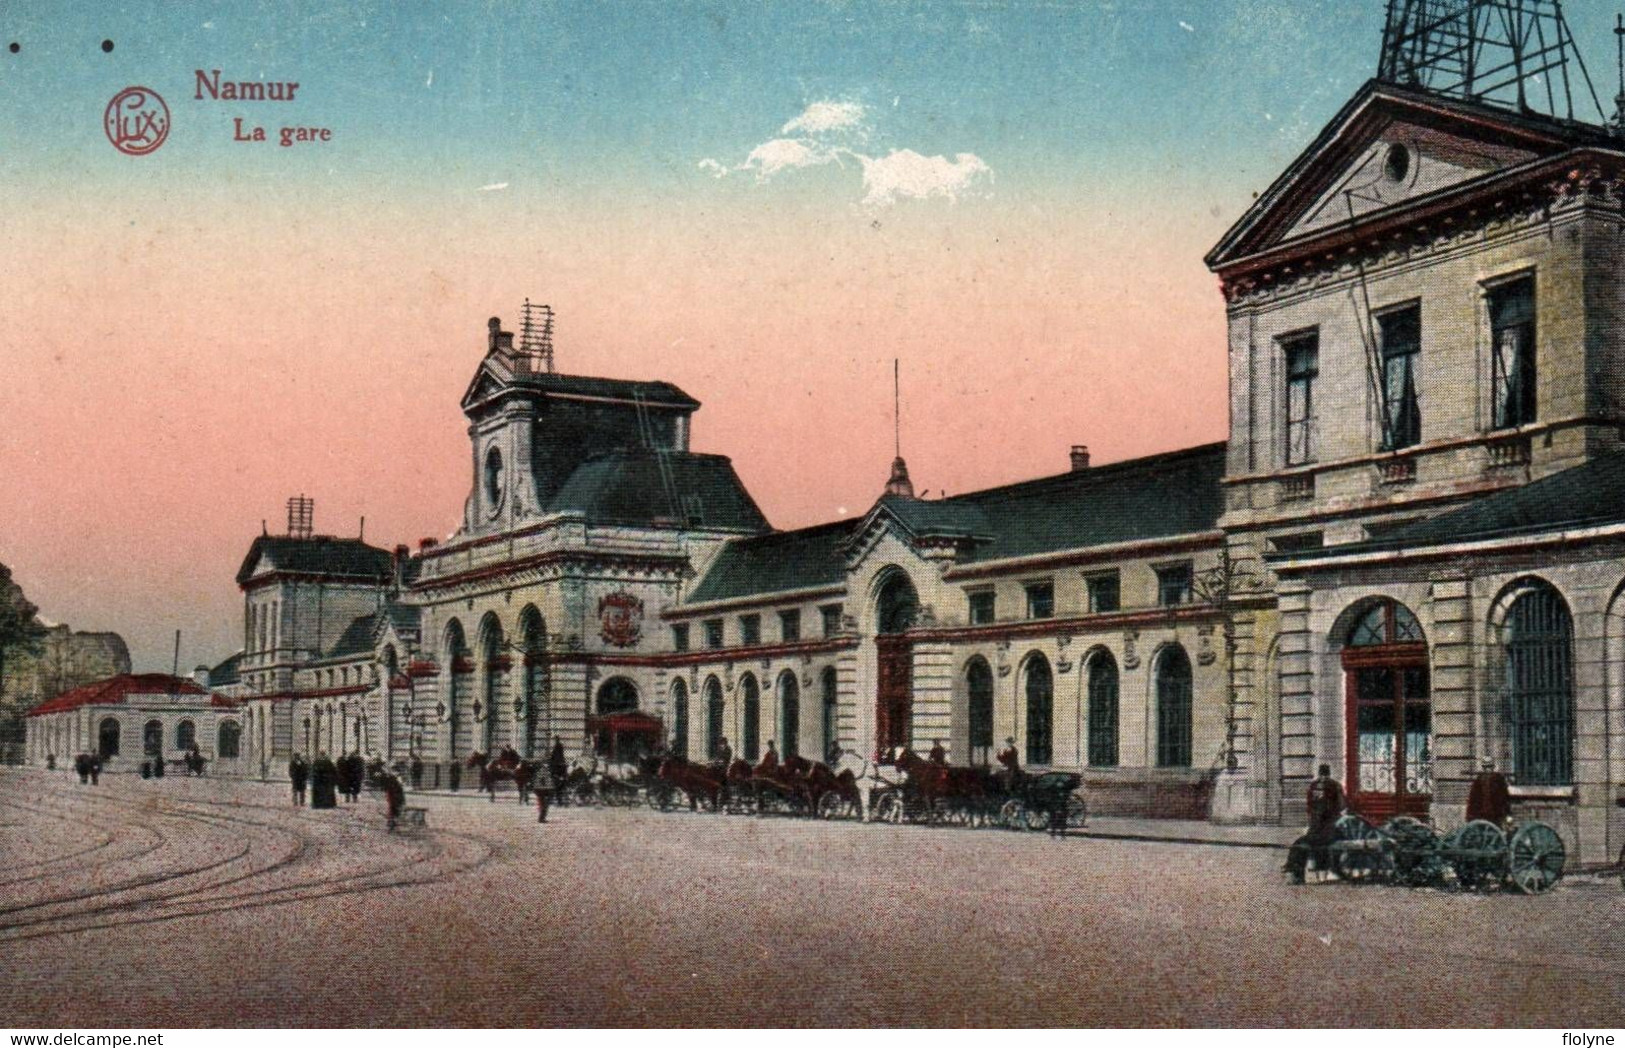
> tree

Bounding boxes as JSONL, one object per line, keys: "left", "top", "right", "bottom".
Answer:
{"left": 0, "top": 562, "right": 48, "bottom": 746}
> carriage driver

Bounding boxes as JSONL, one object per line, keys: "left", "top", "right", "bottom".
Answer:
{"left": 928, "top": 739, "right": 948, "bottom": 766}
{"left": 996, "top": 737, "right": 1022, "bottom": 790}
{"left": 757, "top": 740, "right": 779, "bottom": 775}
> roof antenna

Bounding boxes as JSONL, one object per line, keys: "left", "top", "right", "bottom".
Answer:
{"left": 1613, "top": 12, "right": 1625, "bottom": 129}
{"left": 883, "top": 358, "right": 914, "bottom": 499}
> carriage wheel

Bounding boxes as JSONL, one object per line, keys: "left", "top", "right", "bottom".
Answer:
{"left": 646, "top": 784, "right": 673, "bottom": 812}
{"left": 1446, "top": 819, "right": 1507, "bottom": 890}
{"left": 1065, "top": 794, "right": 1088, "bottom": 829}
{"left": 1508, "top": 822, "right": 1566, "bottom": 895}
{"left": 815, "top": 791, "right": 848, "bottom": 820}
{"left": 1329, "top": 816, "right": 1391, "bottom": 883}
{"left": 574, "top": 782, "right": 597, "bottom": 807}
{"left": 1023, "top": 806, "right": 1049, "bottom": 833}
{"left": 874, "top": 792, "right": 903, "bottom": 824}
{"left": 1381, "top": 815, "right": 1444, "bottom": 886}
{"left": 999, "top": 800, "right": 1024, "bottom": 829}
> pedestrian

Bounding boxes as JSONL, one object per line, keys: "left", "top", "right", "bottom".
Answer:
{"left": 153, "top": 752, "right": 165, "bottom": 778}
{"left": 1466, "top": 757, "right": 1512, "bottom": 826}
{"left": 1284, "top": 763, "right": 1346, "bottom": 883}
{"left": 548, "top": 735, "right": 569, "bottom": 805}
{"left": 381, "top": 770, "right": 406, "bottom": 832}
{"left": 89, "top": 755, "right": 101, "bottom": 785}
{"left": 534, "top": 767, "right": 553, "bottom": 824}
{"left": 928, "top": 739, "right": 948, "bottom": 766}
{"left": 74, "top": 753, "right": 90, "bottom": 784}
{"left": 409, "top": 754, "right": 423, "bottom": 790}
{"left": 289, "top": 754, "right": 309, "bottom": 806}
{"left": 310, "top": 751, "right": 339, "bottom": 809}
{"left": 45, "top": 753, "right": 56, "bottom": 771}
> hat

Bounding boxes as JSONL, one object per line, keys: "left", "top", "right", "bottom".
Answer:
{"left": 1005, "top": 737, "right": 1016, "bottom": 746}
{"left": 1317, "top": 763, "right": 1331, "bottom": 777}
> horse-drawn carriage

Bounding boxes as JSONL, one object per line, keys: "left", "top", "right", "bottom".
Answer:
{"left": 861, "top": 749, "right": 1087, "bottom": 831}
{"left": 1325, "top": 812, "right": 1567, "bottom": 893}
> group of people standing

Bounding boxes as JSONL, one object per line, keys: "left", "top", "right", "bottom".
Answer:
{"left": 286, "top": 751, "right": 370, "bottom": 810}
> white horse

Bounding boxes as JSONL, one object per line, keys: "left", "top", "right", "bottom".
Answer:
{"left": 828, "top": 748, "right": 901, "bottom": 822}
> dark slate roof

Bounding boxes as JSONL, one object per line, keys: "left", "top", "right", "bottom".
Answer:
{"left": 328, "top": 613, "right": 379, "bottom": 658}
{"left": 549, "top": 450, "right": 770, "bottom": 532}
{"left": 943, "top": 441, "right": 1227, "bottom": 564}
{"left": 686, "top": 520, "right": 857, "bottom": 604}
{"left": 207, "top": 651, "right": 243, "bottom": 688}
{"left": 510, "top": 371, "right": 699, "bottom": 409}
{"left": 1284, "top": 452, "right": 1625, "bottom": 560}
{"left": 235, "top": 535, "right": 395, "bottom": 587}
{"left": 382, "top": 603, "right": 422, "bottom": 635}
{"left": 685, "top": 442, "right": 1227, "bottom": 604}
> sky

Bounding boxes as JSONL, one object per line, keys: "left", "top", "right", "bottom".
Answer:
{"left": 3, "top": 0, "right": 1622, "bottom": 673}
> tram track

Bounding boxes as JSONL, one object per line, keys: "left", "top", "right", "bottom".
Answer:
{"left": 0, "top": 777, "right": 492, "bottom": 944}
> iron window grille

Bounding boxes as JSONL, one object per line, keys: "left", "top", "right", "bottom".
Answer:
{"left": 1504, "top": 587, "right": 1574, "bottom": 786}
{"left": 967, "top": 659, "right": 994, "bottom": 765}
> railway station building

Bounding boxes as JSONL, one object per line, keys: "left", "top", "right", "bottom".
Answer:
{"left": 33, "top": 25, "right": 1625, "bottom": 868}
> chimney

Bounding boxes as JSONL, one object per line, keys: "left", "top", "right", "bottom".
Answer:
{"left": 1070, "top": 445, "right": 1091, "bottom": 471}
{"left": 418, "top": 537, "right": 438, "bottom": 552}
{"left": 192, "top": 665, "right": 211, "bottom": 688}
{"left": 487, "top": 316, "right": 514, "bottom": 354}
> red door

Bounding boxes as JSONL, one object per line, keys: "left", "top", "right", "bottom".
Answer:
{"left": 876, "top": 636, "right": 912, "bottom": 753}
{"left": 1343, "top": 651, "right": 1432, "bottom": 821}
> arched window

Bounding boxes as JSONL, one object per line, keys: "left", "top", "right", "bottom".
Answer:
{"left": 1155, "top": 646, "right": 1192, "bottom": 768}
{"left": 176, "top": 719, "right": 197, "bottom": 752}
{"left": 966, "top": 658, "right": 994, "bottom": 766}
{"left": 1504, "top": 585, "right": 1574, "bottom": 785}
{"left": 670, "top": 679, "right": 689, "bottom": 760}
{"left": 821, "top": 667, "right": 838, "bottom": 758}
{"left": 876, "top": 572, "right": 919, "bottom": 634}
{"left": 98, "top": 717, "right": 120, "bottom": 759}
{"left": 1088, "top": 651, "right": 1119, "bottom": 768}
{"left": 520, "top": 607, "right": 546, "bottom": 757}
{"left": 218, "top": 721, "right": 241, "bottom": 759}
{"left": 704, "top": 677, "right": 725, "bottom": 761}
{"left": 596, "top": 677, "right": 639, "bottom": 715}
{"left": 874, "top": 571, "right": 919, "bottom": 752}
{"left": 444, "top": 618, "right": 468, "bottom": 756}
{"left": 479, "top": 614, "right": 505, "bottom": 752}
{"left": 741, "top": 675, "right": 761, "bottom": 761}
{"left": 778, "top": 671, "right": 800, "bottom": 758}
{"left": 1024, "top": 655, "right": 1053, "bottom": 766}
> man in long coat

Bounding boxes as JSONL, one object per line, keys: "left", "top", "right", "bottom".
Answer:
{"left": 380, "top": 771, "right": 406, "bottom": 831}
{"left": 1466, "top": 758, "right": 1512, "bottom": 826}
{"left": 310, "top": 752, "right": 339, "bottom": 809}
{"left": 288, "top": 754, "right": 309, "bottom": 806}
{"left": 1285, "top": 763, "right": 1345, "bottom": 883}
{"left": 548, "top": 735, "right": 569, "bottom": 804}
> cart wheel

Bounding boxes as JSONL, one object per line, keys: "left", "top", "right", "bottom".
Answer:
{"left": 1065, "top": 794, "right": 1088, "bottom": 829}
{"left": 999, "top": 799, "right": 1024, "bottom": 829}
{"left": 1508, "top": 822, "right": 1566, "bottom": 894}
{"left": 1446, "top": 819, "right": 1507, "bottom": 889}
{"left": 816, "top": 791, "right": 847, "bottom": 820}
{"left": 573, "top": 782, "right": 597, "bottom": 807}
{"left": 874, "top": 792, "right": 903, "bottom": 824}
{"left": 1330, "top": 816, "right": 1390, "bottom": 883}
{"left": 1023, "top": 806, "right": 1049, "bottom": 832}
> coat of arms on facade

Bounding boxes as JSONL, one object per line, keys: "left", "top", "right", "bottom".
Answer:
{"left": 598, "top": 591, "right": 644, "bottom": 647}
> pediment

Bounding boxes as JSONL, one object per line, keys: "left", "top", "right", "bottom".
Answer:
{"left": 1208, "top": 81, "right": 1586, "bottom": 269}
{"left": 459, "top": 356, "right": 514, "bottom": 412}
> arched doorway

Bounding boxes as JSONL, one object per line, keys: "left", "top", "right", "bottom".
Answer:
{"left": 1087, "top": 651, "right": 1119, "bottom": 768}
{"left": 704, "top": 677, "right": 725, "bottom": 760}
{"left": 966, "top": 657, "right": 994, "bottom": 766}
{"left": 874, "top": 571, "right": 919, "bottom": 753}
{"left": 670, "top": 679, "right": 689, "bottom": 760}
{"left": 98, "top": 718, "right": 120, "bottom": 759}
{"left": 444, "top": 619, "right": 470, "bottom": 760}
{"left": 1341, "top": 598, "right": 1430, "bottom": 819}
{"left": 1023, "top": 654, "right": 1053, "bottom": 766}
{"left": 778, "top": 671, "right": 800, "bottom": 758}
{"left": 176, "top": 719, "right": 196, "bottom": 752}
{"left": 1155, "top": 646, "right": 1192, "bottom": 768}
{"left": 478, "top": 614, "right": 505, "bottom": 754}
{"left": 597, "top": 677, "right": 639, "bottom": 715}
{"left": 519, "top": 607, "right": 547, "bottom": 757}
{"left": 741, "top": 674, "right": 761, "bottom": 760}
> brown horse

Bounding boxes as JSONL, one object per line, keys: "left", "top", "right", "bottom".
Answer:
{"left": 892, "top": 748, "right": 995, "bottom": 824}
{"left": 655, "top": 756, "right": 724, "bottom": 810}
{"left": 469, "top": 750, "right": 539, "bottom": 804}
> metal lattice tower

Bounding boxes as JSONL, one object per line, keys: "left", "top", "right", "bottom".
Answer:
{"left": 517, "top": 298, "right": 556, "bottom": 374}
{"left": 1377, "top": 0, "right": 1605, "bottom": 123}
{"left": 286, "top": 495, "right": 314, "bottom": 538}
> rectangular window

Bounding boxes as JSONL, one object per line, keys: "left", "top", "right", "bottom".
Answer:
{"left": 1156, "top": 563, "right": 1193, "bottom": 607}
{"left": 740, "top": 614, "right": 761, "bottom": 646}
{"left": 1025, "top": 581, "right": 1055, "bottom": 620}
{"left": 703, "top": 618, "right": 724, "bottom": 649}
{"left": 1378, "top": 305, "right": 1421, "bottom": 450}
{"left": 1283, "top": 331, "right": 1319, "bottom": 465}
{"left": 779, "top": 609, "right": 801, "bottom": 643}
{"left": 967, "top": 590, "right": 996, "bottom": 625}
{"left": 1086, "top": 572, "right": 1120, "bottom": 614}
{"left": 821, "top": 604, "right": 843, "bottom": 638}
{"left": 1489, "top": 277, "right": 1536, "bottom": 429}
{"left": 671, "top": 624, "right": 689, "bottom": 653}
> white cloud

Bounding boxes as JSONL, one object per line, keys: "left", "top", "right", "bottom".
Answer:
{"left": 702, "top": 97, "right": 992, "bottom": 209}
{"left": 477, "top": 182, "right": 509, "bottom": 192}
{"left": 780, "top": 100, "right": 866, "bottom": 136}
{"left": 856, "top": 149, "right": 991, "bottom": 207}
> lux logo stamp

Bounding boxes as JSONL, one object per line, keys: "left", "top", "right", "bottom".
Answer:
{"left": 103, "top": 86, "right": 169, "bottom": 155}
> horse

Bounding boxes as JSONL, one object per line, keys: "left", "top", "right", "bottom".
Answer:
{"left": 468, "top": 750, "right": 540, "bottom": 804}
{"left": 890, "top": 748, "right": 1001, "bottom": 824}
{"left": 825, "top": 748, "right": 897, "bottom": 822}
{"left": 655, "top": 755, "right": 724, "bottom": 811}
{"left": 183, "top": 750, "right": 208, "bottom": 777}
